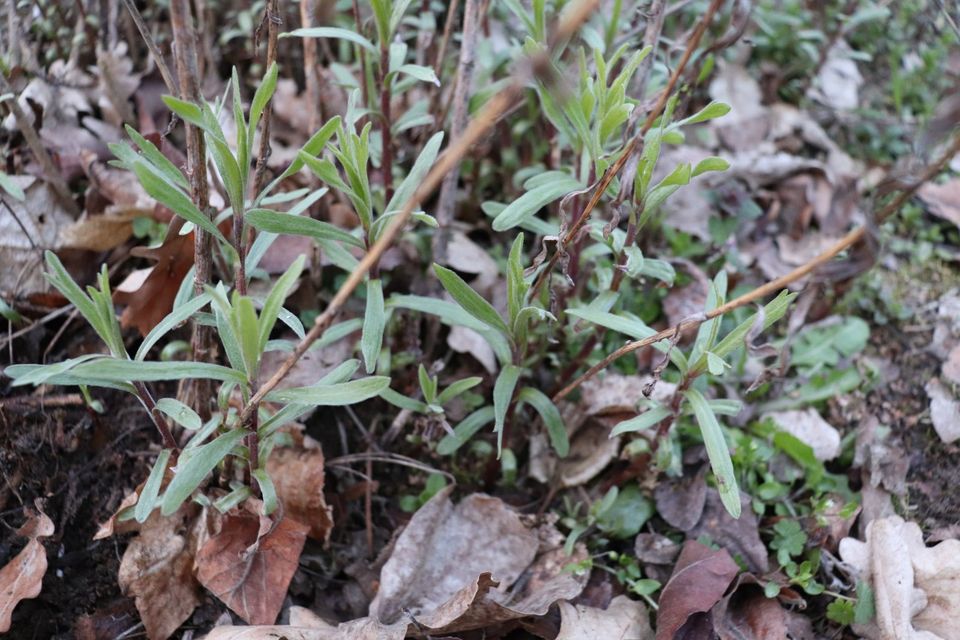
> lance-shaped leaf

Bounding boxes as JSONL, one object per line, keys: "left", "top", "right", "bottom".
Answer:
{"left": 161, "top": 429, "right": 248, "bottom": 515}
{"left": 493, "top": 365, "right": 522, "bottom": 454}
{"left": 684, "top": 388, "right": 741, "bottom": 518}
{"left": 433, "top": 264, "right": 509, "bottom": 336}
{"left": 361, "top": 279, "right": 386, "bottom": 373}
{"left": 265, "top": 376, "right": 390, "bottom": 405}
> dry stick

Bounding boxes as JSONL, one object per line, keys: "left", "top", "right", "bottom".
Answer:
{"left": 119, "top": 0, "right": 178, "bottom": 95}
{"left": 299, "top": 0, "right": 322, "bottom": 134}
{"left": 0, "top": 75, "right": 80, "bottom": 218}
{"left": 238, "top": 0, "right": 601, "bottom": 426}
{"left": 433, "top": 0, "right": 461, "bottom": 78}
{"left": 554, "top": 132, "right": 960, "bottom": 403}
{"left": 170, "top": 0, "right": 215, "bottom": 418}
{"left": 530, "top": 0, "right": 724, "bottom": 299}
{"left": 432, "top": 0, "right": 478, "bottom": 263}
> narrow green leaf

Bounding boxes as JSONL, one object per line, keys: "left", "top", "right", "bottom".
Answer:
{"left": 248, "top": 62, "right": 279, "bottom": 143}
{"left": 610, "top": 406, "right": 671, "bottom": 436}
{"left": 123, "top": 125, "right": 189, "bottom": 189}
{"left": 380, "top": 387, "right": 429, "bottom": 412}
{"left": 43, "top": 252, "right": 109, "bottom": 346}
{"left": 0, "top": 171, "right": 25, "bottom": 200}
{"left": 161, "top": 430, "right": 248, "bottom": 515}
{"left": 72, "top": 358, "right": 246, "bottom": 384}
{"left": 246, "top": 208, "right": 362, "bottom": 247}
{"left": 252, "top": 469, "right": 278, "bottom": 514}
{"left": 436, "top": 376, "right": 483, "bottom": 405}
{"left": 433, "top": 264, "right": 509, "bottom": 336}
{"left": 137, "top": 293, "right": 211, "bottom": 361}
{"left": 156, "top": 398, "right": 202, "bottom": 430}
{"left": 283, "top": 27, "right": 377, "bottom": 52}
{"left": 685, "top": 388, "right": 741, "bottom": 518}
{"left": 161, "top": 95, "right": 205, "bottom": 127}
{"left": 213, "top": 486, "right": 252, "bottom": 513}
{"left": 384, "top": 132, "right": 443, "bottom": 215}
{"left": 258, "top": 255, "right": 306, "bottom": 351}
{"left": 491, "top": 175, "right": 581, "bottom": 231}
{"left": 506, "top": 234, "right": 527, "bottom": 326}
{"left": 392, "top": 63, "right": 440, "bottom": 86}
{"left": 265, "top": 376, "right": 390, "bottom": 405}
{"left": 518, "top": 387, "right": 568, "bottom": 457}
{"left": 131, "top": 162, "right": 227, "bottom": 244}
{"left": 135, "top": 449, "right": 172, "bottom": 523}
{"left": 692, "top": 156, "right": 730, "bottom": 177}
{"left": 437, "top": 406, "right": 495, "bottom": 455}
{"left": 361, "top": 279, "right": 386, "bottom": 373}
{"left": 493, "top": 365, "right": 522, "bottom": 454}
{"left": 697, "top": 290, "right": 797, "bottom": 367}
{"left": 677, "top": 100, "right": 731, "bottom": 126}
{"left": 233, "top": 295, "right": 261, "bottom": 380}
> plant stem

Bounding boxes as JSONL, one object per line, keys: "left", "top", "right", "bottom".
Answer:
{"left": 133, "top": 381, "right": 179, "bottom": 450}
{"left": 433, "top": 0, "right": 478, "bottom": 263}
{"left": 237, "top": 0, "right": 600, "bottom": 426}
{"left": 119, "top": 0, "right": 178, "bottom": 95}
{"left": 170, "top": 0, "right": 215, "bottom": 418}
{"left": 553, "top": 131, "right": 960, "bottom": 402}
{"left": 379, "top": 42, "right": 394, "bottom": 204}
{"left": 299, "top": 0, "right": 322, "bottom": 134}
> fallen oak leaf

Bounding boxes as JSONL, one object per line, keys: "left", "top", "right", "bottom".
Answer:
{"left": 196, "top": 505, "right": 309, "bottom": 625}
{"left": 0, "top": 503, "right": 54, "bottom": 632}
{"left": 656, "top": 540, "right": 740, "bottom": 640}
{"left": 265, "top": 445, "right": 334, "bottom": 542}
{"left": 118, "top": 505, "right": 202, "bottom": 640}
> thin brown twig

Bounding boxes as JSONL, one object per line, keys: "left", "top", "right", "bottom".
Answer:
{"left": 238, "top": 0, "right": 601, "bottom": 426}
{"left": 433, "top": 0, "right": 461, "bottom": 78}
{"left": 299, "top": 0, "right": 322, "bottom": 134}
{"left": 553, "top": 131, "right": 960, "bottom": 402}
{"left": 530, "top": 0, "right": 725, "bottom": 299}
{"left": 119, "top": 0, "right": 178, "bottom": 95}
{"left": 432, "top": 0, "right": 478, "bottom": 263}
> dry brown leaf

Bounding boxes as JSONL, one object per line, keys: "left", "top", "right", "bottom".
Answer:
{"left": 688, "top": 490, "right": 768, "bottom": 574}
{"left": 113, "top": 223, "right": 195, "bottom": 336}
{"left": 919, "top": 179, "right": 960, "bottom": 231}
{"left": 654, "top": 465, "right": 708, "bottom": 531}
{"left": 635, "top": 533, "right": 682, "bottom": 566}
{"left": 713, "top": 574, "right": 788, "bottom": 640}
{"left": 265, "top": 446, "right": 334, "bottom": 541}
{"left": 656, "top": 540, "right": 740, "bottom": 640}
{"left": 0, "top": 177, "right": 76, "bottom": 293}
{"left": 925, "top": 379, "right": 960, "bottom": 444}
{"left": 259, "top": 329, "right": 357, "bottom": 391}
{"left": 578, "top": 374, "right": 676, "bottom": 417}
{"left": 196, "top": 508, "right": 309, "bottom": 625}
{"left": 840, "top": 516, "right": 960, "bottom": 640}
{"left": 118, "top": 506, "right": 202, "bottom": 640}
{"left": 0, "top": 505, "right": 54, "bottom": 632}
{"left": 93, "top": 489, "right": 141, "bottom": 540}
{"left": 443, "top": 232, "right": 500, "bottom": 292}
{"left": 762, "top": 408, "right": 841, "bottom": 461}
{"left": 447, "top": 325, "right": 497, "bottom": 374}
{"left": 58, "top": 211, "right": 139, "bottom": 251}
{"left": 556, "top": 595, "right": 654, "bottom": 640}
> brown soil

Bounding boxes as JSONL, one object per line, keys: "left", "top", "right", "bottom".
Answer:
{"left": 0, "top": 392, "right": 146, "bottom": 638}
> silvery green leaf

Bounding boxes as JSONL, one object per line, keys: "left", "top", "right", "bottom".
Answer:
{"left": 135, "top": 448, "right": 172, "bottom": 523}
{"left": 361, "top": 279, "right": 386, "bottom": 373}
{"left": 518, "top": 387, "right": 567, "bottom": 456}
{"left": 265, "top": 376, "right": 390, "bottom": 405}
{"left": 433, "top": 265, "right": 510, "bottom": 336}
{"left": 156, "top": 398, "right": 202, "bottom": 430}
{"left": 162, "top": 430, "right": 248, "bottom": 515}
{"left": 685, "top": 388, "right": 741, "bottom": 518}
{"left": 437, "top": 406, "right": 495, "bottom": 455}
{"left": 493, "top": 365, "right": 522, "bottom": 454}
{"left": 284, "top": 27, "right": 377, "bottom": 52}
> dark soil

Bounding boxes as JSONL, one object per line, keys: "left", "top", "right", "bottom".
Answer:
{"left": 0, "top": 391, "right": 147, "bottom": 638}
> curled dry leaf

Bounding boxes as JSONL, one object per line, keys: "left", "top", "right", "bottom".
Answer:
{"left": 840, "top": 516, "right": 960, "bottom": 640}
{"left": 196, "top": 507, "right": 310, "bottom": 625}
{"left": 762, "top": 408, "right": 841, "bottom": 461}
{"left": 688, "top": 490, "right": 768, "bottom": 574}
{"left": 656, "top": 540, "right": 740, "bottom": 640}
{"left": 118, "top": 505, "right": 202, "bottom": 640}
{"left": 207, "top": 490, "right": 585, "bottom": 639}
{"left": 925, "top": 378, "right": 960, "bottom": 444}
{"left": 918, "top": 178, "right": 960, "bottom": 232}
{"left": 712, "top": 574, "right": 788, "bottom": 640}
{"left": 556, "top": 595, "right": 654, "bottom": 640}
{"left": 0, "top": 504, "right": 54, "bottom": 632}
{"left": 58, "top": 210, "right": 139, "bottom": 251}
{"left": 265, "top": 446, "right": 334, "bottom": 542}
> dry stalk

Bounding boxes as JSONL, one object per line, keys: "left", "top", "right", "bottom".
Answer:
{"left": 170, "top": 0, "right": 216, "bottom": 417}
{"left": 432, "top": 0, "right": 479, "bottom": 263}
